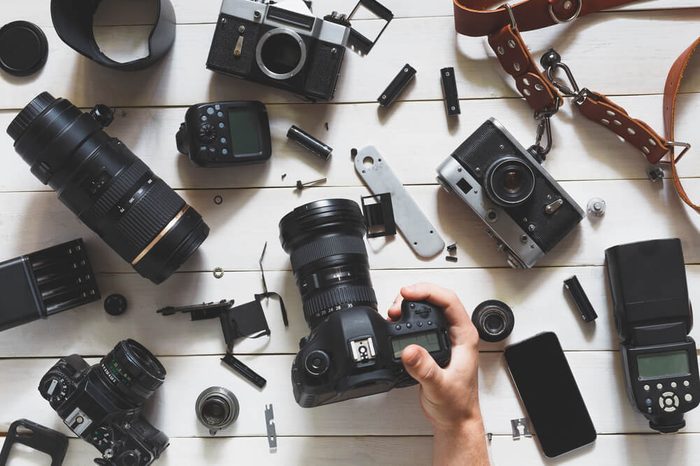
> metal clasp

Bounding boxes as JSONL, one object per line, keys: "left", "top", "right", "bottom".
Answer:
{"left": 540, "top": 48, "right": 590, "bottom": 105}
{"left": 528, "top": 111, "right": 553, "bottom": 162}
{"left": 666, "top": 140, "right": 692, "bottom": 163}
{"left": 549, "top": 0, "right": 582, "bottom": 24}
{"left": 502, "top": 3, "right": 518, "bottom": 31}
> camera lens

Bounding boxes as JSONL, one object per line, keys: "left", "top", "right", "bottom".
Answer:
{"left": 279, "top": 199, "right": 377, "bottom": 328}
{"left": 485, "top": 157, "right": 535, "bottom": 207}
{"left": 7, "top": 93, "right": 209, "bottom": 284}
{"left": 195, "top": 387, "right": 239, "bottom": 435}
{"left": 256, "top": 29, "right": 306, "bottom": 80}
{"left": 472, "top": 300, "right": 515, "bottom": 342}
{"left": 95, "top": 339, "right": 166, "bottom": 408}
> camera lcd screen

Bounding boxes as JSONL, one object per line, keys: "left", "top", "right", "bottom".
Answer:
{"left": 228, "top": 109, "right": 261, "bottom": 155}
{"left": 391, "top": 331, "right": 441, "bottom": 359}
{"left": 637, "top": 351, "right": 690, "bottom": 379}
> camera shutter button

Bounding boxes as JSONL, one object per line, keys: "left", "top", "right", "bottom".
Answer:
{"left": 198, "top": 123, "right": 216, "bottom": 143}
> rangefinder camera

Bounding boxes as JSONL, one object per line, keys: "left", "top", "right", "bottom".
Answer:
{"left": 206, "top": 0, "right": 392, "bottom": 101}
{"left": 38, "top": 340, "right": 168, "bottom": 466}
{"left": 437, "top": 118, "right": 583, "bottom": 268}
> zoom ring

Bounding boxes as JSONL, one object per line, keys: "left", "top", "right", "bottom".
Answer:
{"left": 116, "top": 180, "right": 186, "bottom": 261}
{"left": 290, "top": 235, "right": 367, "bottom": 272}
{"left": 303, "top": 285, "right": 377, "bottom": 324}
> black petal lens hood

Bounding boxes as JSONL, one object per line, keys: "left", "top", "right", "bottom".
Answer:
{"left": 50, "top": 0, "right": 176, "bottom": 71}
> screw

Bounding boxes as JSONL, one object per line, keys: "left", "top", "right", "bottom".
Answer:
{"left": 520, "top": 234, "right": 528, "bottom": 243}
{"left": 296, "top": 177, "right": 327, "bottom": 191}
{"left": 238, "top": 25, "right": 245, "bottom": 33}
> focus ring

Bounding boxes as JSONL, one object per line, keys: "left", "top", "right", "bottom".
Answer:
{"left": 303, "top": 285, "right": 377, "bottom": 323}
{"left": 7, "top": 91, "right": 55, "bottom": 141}
{"left": 290, "top": 235, "right": 367, "bottom": 271}
{"left": 81, "top": 159, "right": 150, "bottom": 227}
{"left": 116, "top": 180, "right": 186, "bottom": 260}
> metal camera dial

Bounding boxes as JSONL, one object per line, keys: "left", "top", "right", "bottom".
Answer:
{"left": 305, "top": 350, "right": 331, "bottom": 376}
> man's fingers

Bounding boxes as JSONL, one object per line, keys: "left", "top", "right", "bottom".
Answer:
{"left": 401, "top": 345, "right": 443, "bottom": 389}
{"left": 387, "top": 294, "right": 403, "bottom": 321}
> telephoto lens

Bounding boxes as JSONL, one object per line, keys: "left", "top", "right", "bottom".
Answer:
{"left": 7, "top": 92, "right": 210, "bottom": 284}
{"left": 279, "top": 198, "right": 378, "bottom": 328}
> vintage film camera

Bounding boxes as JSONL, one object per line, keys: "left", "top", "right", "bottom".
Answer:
{"left": 206, "top": 0, "right": 393, "bottom": 101}
{"left": 606, "top": 239, "right": 700, "bottom": 433}
{"left": 279, "top": 199, "right": 451, "bottom": 407}
{"left": 436, "top": 118, "right": 583, "bottom": 268}
{"left": 38, "top": 340, "right": 169, "bottom": 466}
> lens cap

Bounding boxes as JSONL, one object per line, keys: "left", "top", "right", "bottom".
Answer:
{"left": 0, "top": 21, "right": 48, "bottom": 76}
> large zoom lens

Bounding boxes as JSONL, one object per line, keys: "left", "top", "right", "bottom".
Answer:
{"left": 7, "top": 93, "right": 209, "bottom": 284}
{"left": 95, "top": 339, "right": 166, "bottom": 408}
{"left": 279, "top": 199, "right": 377, "bottom": 328}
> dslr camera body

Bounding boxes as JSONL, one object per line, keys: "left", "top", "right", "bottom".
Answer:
{"left": 38, "top": 340, "right": 168, "bottom": 466}
{"left": 207, "top": 0, "right": 392, "bottom": 101}
{"left": 279, "top": 199, "right": 451, "bottom": 408}
{"left": 606, "top": 238, "right": 700, "bottom": 433}
{"left": 437, "top": 118, "right": 583, "bottom": 268}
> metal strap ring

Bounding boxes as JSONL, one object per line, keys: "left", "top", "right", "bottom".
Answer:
{"left": 549, "top": 0, "right": 582, "bottom": 24}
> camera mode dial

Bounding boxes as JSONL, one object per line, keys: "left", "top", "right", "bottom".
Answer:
{"left": 305, "top": 350, "right": 330, "bottom": 376}
{"left": 40, "top": 373, "right": 71, "bottom": 408}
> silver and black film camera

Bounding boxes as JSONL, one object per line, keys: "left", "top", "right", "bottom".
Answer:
{"left": 436, "top": 118, "right": 583, "bottom": 268}
{"left": 206, "top": 0, "right": 393, "bottom": 101}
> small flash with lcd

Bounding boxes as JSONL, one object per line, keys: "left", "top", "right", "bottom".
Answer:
{"left": 176, "top": 101, "right": 271, "bottom": 167}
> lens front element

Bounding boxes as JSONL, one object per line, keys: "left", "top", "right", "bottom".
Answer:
{"left": 486, "top": 157, "right": 536, "bottom": 207}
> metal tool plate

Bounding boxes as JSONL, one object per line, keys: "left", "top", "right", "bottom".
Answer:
{"left": 354, "top": 146, "right": 444, "bottom": 257}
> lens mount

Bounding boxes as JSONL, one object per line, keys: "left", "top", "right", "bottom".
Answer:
{"left": 255, "top": 28, "right": 307, "bottom": 80}
{"left": 485, "top": 157, "right": 536, "bottom": 207}
{"left": 472, "top": 300, "right": 515, "bottom": 342}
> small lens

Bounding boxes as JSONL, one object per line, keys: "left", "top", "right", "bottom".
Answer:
{"left": 196, "top": 387, "right": 239, "bottom": 434}
{"left": 485, "top": 157, "right": 535, "bottom": 207}
{"left": 260, "top": 31, "right": 303, "bottom": 76}
{"left": 202, "top": 398, "right": 229, "bottom": 423}
{"left": 472, "top": 300, "right": 515, "bottom": 342}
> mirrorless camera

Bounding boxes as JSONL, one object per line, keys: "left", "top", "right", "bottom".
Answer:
{"left": 39, "top": 340, "right": 169, "bottom": 465}
{"left": 279, "top": 199, "right": 451, "bottom": 407}
{"left": 436, "top": 118, "right": 583, "bottom": 268}
{"left": 606, "top": 238, "right": 700, "bottom": 433}
{"left": 206, "top": 0, "right": 392, "bottom": 101}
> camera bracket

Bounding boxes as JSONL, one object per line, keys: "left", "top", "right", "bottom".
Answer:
{"left": 361, "top": 193, "right": 397, "bottom": 238}
{"left": 354, "top": 146, "right": 445, "bottom": 258}
{"left": 325, "top": 0, "right": 394, "bottom": 56}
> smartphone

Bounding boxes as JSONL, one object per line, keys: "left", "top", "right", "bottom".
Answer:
{"left": 504, "top": 332, "right": 596, "bottom": 457}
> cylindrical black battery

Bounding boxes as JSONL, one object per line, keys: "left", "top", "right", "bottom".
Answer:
{"left": 287, "top": 125, "right": 333, "bottom": 161}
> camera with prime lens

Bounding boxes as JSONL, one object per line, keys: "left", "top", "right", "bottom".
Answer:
{"left": 279, "top": 199, "right": 451, "bottom": 408}
{"left": 38, "top": 339, "right": 169, "bottom": 465}
{"left": 436, "top": 118, "right": 583, "bottom": 268}
{"left": 206, "top": 0, "right": 392, "bottom": 101}
{"left": 7, "top": 92, "right": 210, "bottom": 284}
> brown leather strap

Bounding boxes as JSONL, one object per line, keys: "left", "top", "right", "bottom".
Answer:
{"left": 663, "top": 37, "right": 700, "bottom": 212}
{"left": 453, "top": 0, "right": 639, "bottom": 37}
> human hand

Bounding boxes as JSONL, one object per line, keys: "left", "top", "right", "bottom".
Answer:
{"left": 388, "top": 283, "right": 483, "bottom": 433}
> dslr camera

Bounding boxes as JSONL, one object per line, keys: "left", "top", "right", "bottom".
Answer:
{"left": 437, "top": 118, "right": 583, "bottom": 268}
{"left": 606, "top": 238, "right": 700, "bottom": 433}
{"left": 39, "top": 340, "right": 169, "bottom": 466}
{"left": 279, "top": 199, "right": 451, "bottom": 408}
{"left": 206, "top": 0, "right": 392, "bottom": 101}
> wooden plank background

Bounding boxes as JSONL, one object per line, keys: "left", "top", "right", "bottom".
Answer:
{"left": 0, "top": 0, "right": 698, "bottom": 464}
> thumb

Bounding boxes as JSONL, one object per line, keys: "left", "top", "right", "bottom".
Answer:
{"left": 401, "top": 345, "right": 443, "bottom": 390}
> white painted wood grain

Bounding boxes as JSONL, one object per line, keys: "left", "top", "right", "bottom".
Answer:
{"left": 2, "top": 93, "right": 698, "bottom": 192}
{"left": 2, "top": 0, "right": 695, "bottom": 26}
{"left": 3, "top": 434, "right": 700, "bottom": 466}
{"left": 0, "top": 179, "right": 696, "bottom": 275}
{"left": 1, "top": 265, "right": 699, "bottom": 358}
{"left": 1, "top": 352, "right": 699, "bottom": 437}
{"left": 1, "top": 11, "right": 698, "bottom": 107}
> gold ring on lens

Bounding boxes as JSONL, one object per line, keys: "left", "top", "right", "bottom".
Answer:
{"left": 131, "top": 205, "right": 190, "bottom": 266}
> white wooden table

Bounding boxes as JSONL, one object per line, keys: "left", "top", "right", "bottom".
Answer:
{"left": 1, "top": 1, "right": 699, "bottom": 464}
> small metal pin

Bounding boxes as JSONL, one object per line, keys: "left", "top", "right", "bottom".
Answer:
{"left": 295, "top": 177, "right": 327, "bottom": 191}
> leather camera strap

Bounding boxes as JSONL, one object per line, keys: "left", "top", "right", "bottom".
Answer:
{"left": 453, "top": 0, "right": 699, "bottom": 211}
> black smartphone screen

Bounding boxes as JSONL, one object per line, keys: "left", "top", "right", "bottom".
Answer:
{"left": 505, "top": 332, "right": 596, "bottom": 457}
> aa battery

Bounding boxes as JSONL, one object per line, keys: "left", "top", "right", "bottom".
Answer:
{"left": 287, "top": 125, "right": 333, "bottom": 161}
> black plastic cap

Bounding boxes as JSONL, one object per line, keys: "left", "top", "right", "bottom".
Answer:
{"left": 0, "top": 21, "right": 48, "bottom": 77}
{"left": 104, "top": 294, "right": 128, "bottom": 316}
{"left": 7, "top": 91, "right": 56, "bottom": 142}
